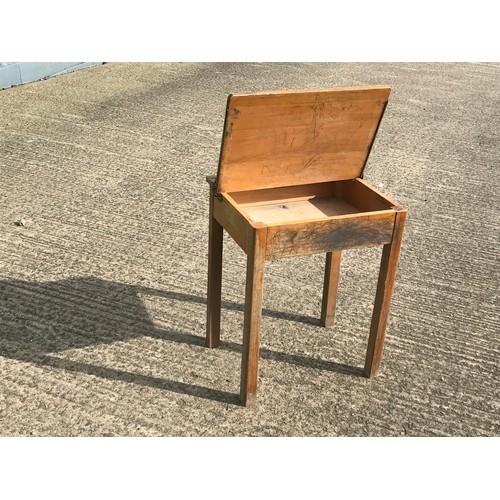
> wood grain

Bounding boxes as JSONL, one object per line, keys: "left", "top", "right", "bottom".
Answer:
{"left": 364, "top": 209, "right": 407, "bottom": 378}
{"left": 229, "top": 181, "right": 336, "bottom": 206}
{"left": 207, "top": 86, "right": 406, "bottom": 404}
{"left": 213, "top": 193, "right": 253, "bottom": 253}
{"left": 240, "top": 225, "right": 267, "bottom": 406}
{"left": 216, "top": 87, "right": 390, "bottom": 193}
{"left": 206, "top": 185, "right": 224, "bottom": 348}
{"left": 228, "top": 178, "right": 398, "bottom": 213}
{"left": 242, "top": 197, "right": 358, "bottom": 224}
{"left": 340, "top": 178, "right": 400, "bottom": 212}
{"left": 321, "top": 251, "right": 342, "bottom": 327}
{"left": 265, "top": 211, "right": 395, "bottom": 259}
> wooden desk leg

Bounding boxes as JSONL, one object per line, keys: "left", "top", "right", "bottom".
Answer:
{"left": 240, "top": 225, "right": 267, "bottom": 406}
{"left": 206, "top": 190, "right": 223, "bottom": 348}
{"left": 320, "top": 250, "right": 341, "bottom": 327}
{"left": 364, "top": 210, "right": 407, "bottom": 378}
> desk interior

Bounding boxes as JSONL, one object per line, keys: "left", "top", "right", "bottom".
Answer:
{"left": 228, "top": 178, "right": 397, "bottom": 225}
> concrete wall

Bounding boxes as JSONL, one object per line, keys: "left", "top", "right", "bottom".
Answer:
{"left": 0, "top": 62, "right": 103, "bottom": 90}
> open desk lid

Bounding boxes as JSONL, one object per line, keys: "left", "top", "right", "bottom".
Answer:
{"left": 215, "top": 86, "right": 390, "bottom": 194}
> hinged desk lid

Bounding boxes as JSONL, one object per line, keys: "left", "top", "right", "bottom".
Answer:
{"left": 216, "top": 86, "right": 390, "bottom": 193}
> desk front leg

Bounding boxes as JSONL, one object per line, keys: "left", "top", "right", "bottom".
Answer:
{"left": 364, "top": 210, "right": 407, "bottom": 378}
{"left": 240, "top": 224, "right": 267, "bottom": 406}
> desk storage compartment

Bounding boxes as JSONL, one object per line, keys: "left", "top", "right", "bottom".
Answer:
{"left": 223, "top": 177, "right": 400, "bottom": 259}
{"left": 229, "top": 177, "right": 398, "bottom": 224}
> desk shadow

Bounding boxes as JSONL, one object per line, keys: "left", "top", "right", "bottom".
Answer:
{"left": 0, "top": 277, "right": 361, "bottom": 405}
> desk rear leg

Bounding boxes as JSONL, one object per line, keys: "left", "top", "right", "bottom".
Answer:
{"left": 206, "top": 190, "right": 223, "bottom": 348}
{"left": 320, "top": 250, "right": 342, "bottom": 327}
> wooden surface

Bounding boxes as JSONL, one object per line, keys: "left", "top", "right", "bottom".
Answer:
{"left": 229, "top": 179, "right": 397, "bottom": 213}
{"left": 321, "top": 251, "right": 342, "bottom": 327}
{"left": 364, "top": 209, "right": 407, "bottom": 378}
{"left": 340, "top": 178, "right": 400, "bottom": 212}
{"left": 229, "top": 181, "right": 336, "bottom": 206}
{"left": 265, "top": 211, "right": 395, "bottom": 259}
{"left": 240, "top": 225, "right": 267, "bottom": 406}
{"left": 210, "top": 87, "right": 404, "bottom": 402}
{"left": 228, "top": 178, "right": 397, "bottom": 226}
{"left": 213, "top": 192, "right": 253, "bottom": 252}
{"left": 206, "top": 187, "right": 224, "bottom": 348}
{"left": 216, "top": 86, "right": 390, "bottom": 193}
{"left": 243, "top": 197, "right": 358, "bottom": 224}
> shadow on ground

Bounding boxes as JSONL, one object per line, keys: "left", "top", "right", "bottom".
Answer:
{"left": 0, "top": 277, "right": 363, "bottom": 405}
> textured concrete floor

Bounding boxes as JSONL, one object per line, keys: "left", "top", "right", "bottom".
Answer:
{"left": 0, "top": 62, "right": 498, "bottom": 436}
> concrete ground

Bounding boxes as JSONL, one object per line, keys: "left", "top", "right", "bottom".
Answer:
{"left": 0, "top": 62, "right": 498, "bottom": 436}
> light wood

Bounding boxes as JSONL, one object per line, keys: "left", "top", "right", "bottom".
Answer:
{"left": 321, "top": 251, "right": 342, "bottom": 327}
{"left": 206, "top": 185, "right": 224, "bottom": 348}
{"left": 340, "top": 178, "right": 400, "bottom": 212}
{"left": 243, "top": 197, "right": 358, "bottom": 225}
{"left": 229, "top": 181, "right": 336, "bottom": 206}
{"left": 364, "top": 209, "right": 407, "bottom": 378}
{"left": 265, "top": 211, "right": 395, "bottom": 259}
{"left": 212, "top": 191, "right": 252, "bottom": 252}
{"left": 228, "top": 178, "right": 399, "bottom": 213}
{"left": 205, "top": 86, "right": 406, "bottom": 406}
{"left": 216, "top": 87, "right": 390, "bottom": 193}
{"left": 240, "top": 224, "right": 267, "bottom": 406}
